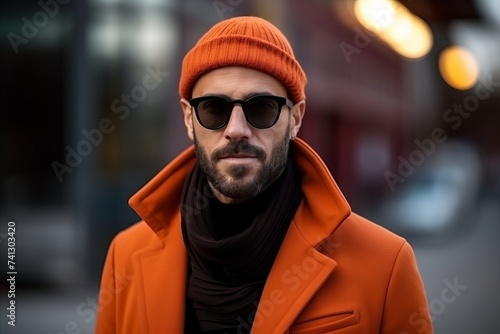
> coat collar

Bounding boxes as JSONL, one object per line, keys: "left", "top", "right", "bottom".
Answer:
{"left": 129, "top": 138, "right": 351, "bottom": 244}
{"left": 290, "top": 138, "right": 351, "bottom": 245}
{"left": 251, "top": 139, "right": 351, "bottom": 332}
{"left": 128, "top": 138, "right": 351, "bottom": 333}
{"left": 131, "top": 213, "right": 187, "bottom": 333}
{"left": 129, "top": 145, "right": 196, "bottom": 240}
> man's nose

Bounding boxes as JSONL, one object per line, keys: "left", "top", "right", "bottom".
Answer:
{"left": 223, "top": 105, "right": 252, "bottom": 140}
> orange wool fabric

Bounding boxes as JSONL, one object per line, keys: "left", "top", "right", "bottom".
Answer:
{"left": 179, "top": 16, "right": 307, "bottom": 103}
{"left": 95, "top": 139, "right": 433, "bottom": 333}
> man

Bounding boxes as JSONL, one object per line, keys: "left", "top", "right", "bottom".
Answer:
{"left": 95, "top": 16, "right": 433, "bottom": 334}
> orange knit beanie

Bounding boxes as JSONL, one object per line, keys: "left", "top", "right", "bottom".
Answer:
{"left": 179, "top": 16, "right": 307, "bottom": 103}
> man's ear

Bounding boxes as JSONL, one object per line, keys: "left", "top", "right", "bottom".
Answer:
{"left": 180, "top": 98, "right": 195, "bottom": 141}
{"left": 290, "top": 100, "right": 305, "bottom": 139}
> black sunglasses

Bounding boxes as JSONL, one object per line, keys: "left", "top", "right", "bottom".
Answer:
{"left": 189, "top": 95, "right": 294, "bottom": 130}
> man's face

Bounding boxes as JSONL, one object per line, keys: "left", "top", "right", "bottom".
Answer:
{"left": 181, "top": 66, "right": 305, "bottom": 204}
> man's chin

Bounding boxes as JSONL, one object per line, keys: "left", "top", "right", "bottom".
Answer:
{"left": 211, "top": 175, "right": 262, "bottom": 201}
{"left": 216, "top": 187, "right": 260, "bottom": 203}
{"left": 225, "top": 165, "right": 254, "bottom": 179}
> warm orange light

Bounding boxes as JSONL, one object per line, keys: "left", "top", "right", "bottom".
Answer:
{"left": 439, "top": 46, "right": 480, "bottom": 90}
{"left": 353, "top": 0, "right": 433, "bottom": 59}
{"left": 385, "top": 15, "right": 433, "bottom": 59}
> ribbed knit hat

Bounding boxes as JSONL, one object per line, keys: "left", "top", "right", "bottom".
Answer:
{"left": 179, "top": 16, "right": 307, "bottom": 103}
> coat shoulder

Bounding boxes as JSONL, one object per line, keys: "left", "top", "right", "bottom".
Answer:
{"left": 110, "top": 221, "right": 162, "bottom": 258}
{"left": 340, "top": 212, "right": 406, "bottom": 247}
{"left": 327, "top": 212, "right": 409, "bottom": 264}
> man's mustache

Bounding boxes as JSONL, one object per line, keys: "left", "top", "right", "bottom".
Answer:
{"left": 211, "top": 141, "right": 266, "bottom": 162}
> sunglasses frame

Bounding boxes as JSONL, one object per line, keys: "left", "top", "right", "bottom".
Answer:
{"left": 189, "top": 94, "right": 294, "bottom": 130}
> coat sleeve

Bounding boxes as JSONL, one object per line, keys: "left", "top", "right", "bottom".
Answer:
{"left": 381, "top": 242, "right": 433, "bottom": 334}
{"left": 94, "top": 237, "right": 118, "bottom": 334}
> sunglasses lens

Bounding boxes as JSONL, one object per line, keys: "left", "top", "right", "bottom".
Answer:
{"left": 197, "top": 97, "right": 232, "bottom": 129}
{"left": 245, "top": 97, "right": 280, "bottom": 128}
{"left": 193, "top": 96, "right": 285, "bottom": 129}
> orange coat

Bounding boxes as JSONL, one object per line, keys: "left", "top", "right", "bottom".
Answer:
{"left": 95, "top": 138, "right": 433, "bottom": 334}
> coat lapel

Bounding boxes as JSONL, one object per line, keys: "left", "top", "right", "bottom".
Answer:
{"left": 127, "top": 139, "right": 350, "bottom": 333}
{"left": 252, "top": 219, "right": 337, "bottom": 334}
{"left": 134, "top": 212, "right": 189, "bottom": 334}
{"left": 250, "top": 139, "right": 350, "bottom": 333}
{"left": 128, "top": 146, "right": 195, "bottom": 333}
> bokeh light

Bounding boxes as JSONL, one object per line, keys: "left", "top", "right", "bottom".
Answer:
{"left": 439, "top": 45, "right": 480, "bottom": 90}
{"left": 354, "top": 0, "right": 433, "bottom": 59}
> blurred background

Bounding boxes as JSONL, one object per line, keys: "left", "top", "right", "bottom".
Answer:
{"left": 0, "top": 0, "right": 499, "bottom": 333}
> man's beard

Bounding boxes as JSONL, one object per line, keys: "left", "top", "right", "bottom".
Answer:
{"left": 193, "top": 130, "right": 290, "bottom": 201}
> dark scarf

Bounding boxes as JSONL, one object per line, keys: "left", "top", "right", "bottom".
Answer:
{"left": 180, "top": 156, "right": 303, "bottom": 333}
